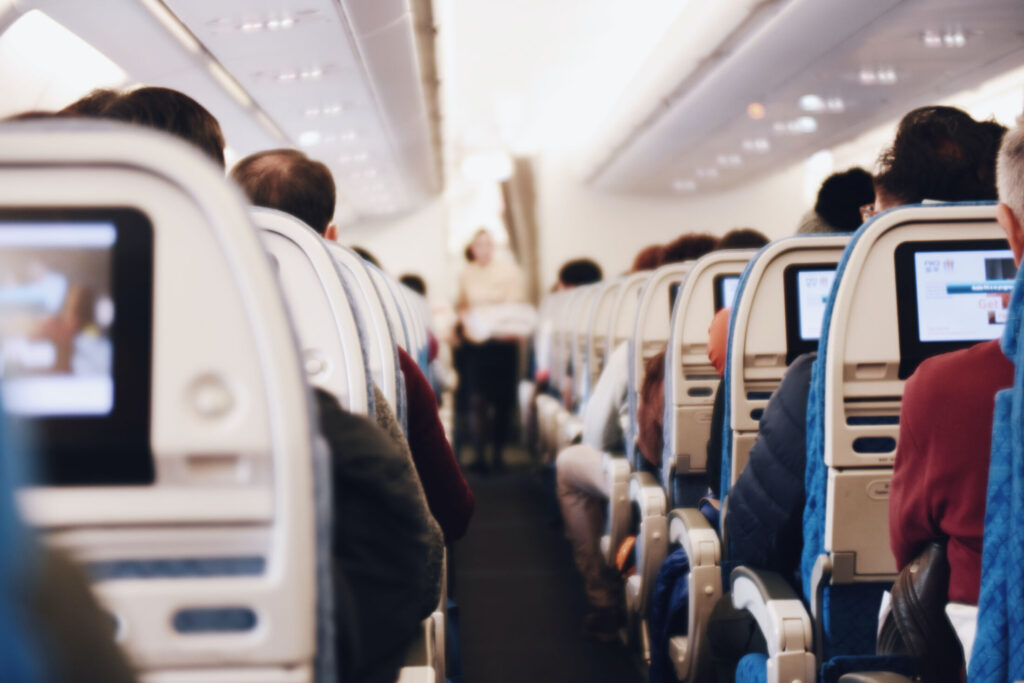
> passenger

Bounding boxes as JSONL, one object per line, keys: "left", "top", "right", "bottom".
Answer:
{"left": 796, "top": 167, "right": 875, "bottom": 233}
{"left": 94, "top": 100, "right": 442, "bottom": 681}
{"left": 637, "top": 228, "right": 769, "bottom": 472}
{"left": 231, "top": 149, "right": 474, "bottom": 541}
{"left": 58, "top": 88, "right": 119, "bottom": 117}
{"left": 888, "top": 119, "right": 1019, "bottom": 608}
{"left": 707, "top": 106, "right": 1007, "bottom": 680}
{"left": 400, "top": 274, "right": 427, "bottom": 295}
{"left": 630, "top": 244, "right": 665, "bottom": 272}
{"left": 351, "top": 246, "right": 382, "bottom": 269}
{"left": 557, "top": 258, "right": 603, "bottom": 289}
{"left": 555, "top": 234, "right": 716, "bottom": 641}
{"left": 98, "top": 87, "right": 227, "bottom": 169}
{"left": 456, "top": 229, "right": 527, "bottom": 473}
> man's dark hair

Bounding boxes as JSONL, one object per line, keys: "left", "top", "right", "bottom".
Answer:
{"left": 101, "top": 87, "right": 226, "bottom": 168}
{"left": 558, "top": 258, "right": 602, "bottom": 287}
{"left": 717, "top": 228, "right": 769, "bottom": 250}
{"left": 631, "top": 244, "right": 664, "bottom": 272}
{"left": 2, "top": 111, "right": 57, "bottom": 122}
{"left": 875, "top": 106, "right": 1005, "bottom": 205}
{"left": 60, "top": 89, "right": 120, "bottom": 117}
{"left": 230, "top": 149, "right": 336, "bottom": 234}
{"left": 813, "top": 167, "right": 876, "bottom": 231}
{"left": 352, "top": 246, "right": 381, "bottom": 269}
{"left": 663, "top": 233, "right": 718, "bottom": 264}
{"left": 400, "top": 274, "right": 427, "bottom": 295}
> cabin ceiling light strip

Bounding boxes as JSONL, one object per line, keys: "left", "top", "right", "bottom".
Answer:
{"left": 858, "top": 67, "right": 898, "bottom": 85}
{"left": 741, "top": 137, "right": 771, "bottom": 152}
{"left": 773, "top": 115, "right": 818, "bottom": 135}
{"left": 672, "top": 179, "right": 697, "bottom": 192}
{"left": 922, "top": 28, "right": 966, "bottom": 48}
{"left": 799, "top": 95, "right": 845, "bottom": 113}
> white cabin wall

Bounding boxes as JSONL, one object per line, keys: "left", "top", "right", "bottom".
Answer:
{"left": 533, "top": 155, "right": 807, "bottom": 290}
{"left": 342, "top": 197, "right": 454, "bottom": 301}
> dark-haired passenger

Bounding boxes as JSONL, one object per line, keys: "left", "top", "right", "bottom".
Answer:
{"left": 888, "top": 119, "right": 1019, "bottom": 645}
{"left": 797, "top": 167, "right": 876, "bottom": 233}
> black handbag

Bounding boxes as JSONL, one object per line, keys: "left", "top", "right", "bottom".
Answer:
{"left": 877, "top": 541, "right": 964, "bottom": 682}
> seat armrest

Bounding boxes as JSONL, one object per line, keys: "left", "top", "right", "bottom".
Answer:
{"left": 730, "top": 567, "right": 816, "bottom": 683}
{"left": 629, "top": 471, "right": 667, "bottom": 517}
{"left": 669, "top": 509, "right": 719, "bottom": 567}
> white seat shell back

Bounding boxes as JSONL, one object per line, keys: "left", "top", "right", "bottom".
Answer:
{"left": 4, "top": 122, "right": 318, "bottom": 680}
{"left": 254, "top": 207, "right": 372, "bottom": 417}
{"left": 627, "top": 262, "right": 692, "bottom": 466}
{"left": 326, "top": 242, "right": 402, "bottom": 409}
{"left": 585, "top": 277, "right": 624, "bottom": 400}
{"left": 726, "top": 236, "right": 849, "bottom": 490}
{"left": 665, "top": 250, "right": 756, "bottom": 492}
{"left": 821, "top": 204, "right": 1003, "bottom": 583}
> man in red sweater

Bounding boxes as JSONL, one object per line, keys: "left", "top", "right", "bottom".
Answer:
{"left": 889, "top": 118, "right": 1022, "bottom": 606}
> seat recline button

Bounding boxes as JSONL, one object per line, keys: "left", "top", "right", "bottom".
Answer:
{"left": 189, "top": 374, "right": 235, "bottom": 418}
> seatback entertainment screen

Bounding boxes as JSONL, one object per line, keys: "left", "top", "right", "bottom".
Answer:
{"left": 714, "top": 274, "right": 740, "bottom": 312}
{"left": 783, "top": 264, "right": 838, "bottom": 364}
{"left": 0, "top": 208, "right": 154, "bottom": 485}
{"left": 895, "top": 239, "right": 1014, "bottom": 378}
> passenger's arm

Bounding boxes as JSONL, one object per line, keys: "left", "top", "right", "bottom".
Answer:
{"left": 725, "top": 354, "right": 814, "bottom": 573}
{"left": 888, "top": 374, "right": 937, "bottom": 571}
{"left": 397, "top": 349, "right": 475, "bottom": 541}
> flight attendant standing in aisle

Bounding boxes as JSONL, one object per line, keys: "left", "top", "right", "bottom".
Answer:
{"left": 456, "top": 229, "right": 528, "bottom": 473}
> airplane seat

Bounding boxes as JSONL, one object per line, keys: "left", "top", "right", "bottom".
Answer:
{"left": 966, "top": 226, "right": 1024, "bottom": 680}
{"left": 253, "top": 207, "right": 373, "bottom": 418}
{"left": 715, "top": 235, "right": 852, "bottom": 683}
{"left": 732, "top": 203, "right": 1005, "bottom": 682}
{"left": 622, "top": 262, "right": 692, "bottom": 659}
{"left": 0, "top": 121, "right": 321, "bottom": 681}
{"left": 368, "top": 264, "right": 413, "bottom": 355}
{"left": 653, "top": 249, "right": 756, "bottom": 681}
{"left": 327, "top": 243, "right": 406, "bottom": 428}
{"left": 598, "top": 271, "right": 651, "bottom": 566}
{"left": 585, "top": 277, "right": 624, "bottom": 404}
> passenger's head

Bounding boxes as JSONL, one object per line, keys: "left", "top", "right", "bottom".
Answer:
{"left": 59, "top": 89, "right": 120, "bottom": 117}
{"left": 400, "top": 274, "right": 427, "bottom": 295}
{"left": 630, "top": 244, "right": 664, "bottom": 272}
{"left": 557, "top": 258, "right": 602, "bottom": 289}
{"left": 874, "top": 106, "right": 1004, "bottom": 210}
{"left": 996, "top": 122, "right": 1024, "bottom": 266}
{"left": 230, "top": 149, "right": 337, "bottom": 237}
{"left": 100, "top": 87, "right": 226, "bottom": 168}
{"left": 468, "top": 229, "right": 494, "bottom": 266}
{"left": 662, "top": 233, "right": 718, "bottom": 264}
{"left": 352, "top": 246, "right": 381, "bottom": 269}
{"left": 795, "top": 209, "right": 832, "bottom": 235}
{"left": 717, "top": 228, "right": 769, "bottom": 250}
{"left": 814, "top": 167, "right": 875, "bottom": 231}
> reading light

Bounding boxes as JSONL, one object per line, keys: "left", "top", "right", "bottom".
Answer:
{"left": 696, "top": 167, "right": 719, "bottom": 180}
{"left": 672, "top": 179, "right": 697, "bottom": 192}
{"left": 747, "top": 102, "right": 766, "bottom": 120}
{"left": 299, "top": 130, "right": 322, "bottom": 147}
{"left": 716, "top": 154, "right": 742, "bottom": 167}
{"left": 799, "top": 95, "right": 825, "bottom": 112}
{"left": 742, "top": 138, "right": 771, "bottom": 153}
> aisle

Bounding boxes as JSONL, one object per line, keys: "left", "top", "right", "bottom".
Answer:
{"left": 453, "top": 457, "right": 645, "bottom": 683}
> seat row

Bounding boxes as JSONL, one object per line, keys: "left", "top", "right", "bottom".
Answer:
{"left": 0, "top": 120, "right": 443, "bottom": 682}
{"left": 534, "top": 202, "right": 1018, "bottom": 681}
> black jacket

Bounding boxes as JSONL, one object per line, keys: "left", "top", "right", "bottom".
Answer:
{"left": 725, "top": 353, "right": 815, "bottom": 582}
{"left": 315, "top": 389, "right": 443, "bottom": 683}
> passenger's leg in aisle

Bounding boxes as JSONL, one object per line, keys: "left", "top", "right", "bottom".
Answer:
{"left": 556, "top": 443, "right": 622, "bottom": 638}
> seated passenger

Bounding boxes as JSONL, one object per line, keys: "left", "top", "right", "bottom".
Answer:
{"left": 231, "top": 149, "right": 474, "bottom": 541}
{"left": 636, "top": 228, "right": 769, "bottom": 470}
{"left": 796, "top": 167, "right": 876, "bottom": 234}
{"left": 556, "top": 233, "right": 716, "bottom": 641}
{"left": 707, "top": 106, "right": 1007, "bottom": 680}
{"left": 888, "top": 119, "right": 1021, "bottom": 607}
{"left": 82, "top": 90, "right": 444, "bottom": 680}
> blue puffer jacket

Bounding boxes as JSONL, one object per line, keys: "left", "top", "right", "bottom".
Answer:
{"left": 725, "top": 352, "right": 815, "bottom": 584}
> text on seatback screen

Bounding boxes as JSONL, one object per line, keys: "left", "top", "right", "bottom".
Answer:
{"left": 0, "top": 223, "right": 115, "bottom": 416}
{"left": 796, "top": 270, "right": 837, "bottom": 341}
{"left": 913, "top": 249, "right": 1015, "bottom": 342}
